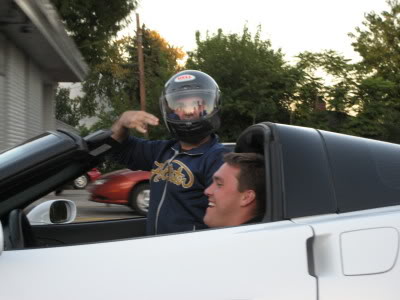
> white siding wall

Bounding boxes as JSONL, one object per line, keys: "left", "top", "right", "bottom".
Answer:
{"left": 43, "top": 83, "right": 56, "bottom": 131}
{"left": 0, "top": 36, "right": 58, "bottom": 151}
{"left": 0, "top": 34, "right": 6, "bottom": 151}
{"left": 27, "top": 59, "right": 44, "bottom": 137}
{"left": 5, "top": 43, "right": 28, "bottom": 147}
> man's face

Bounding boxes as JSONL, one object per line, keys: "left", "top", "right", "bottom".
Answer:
{"left": 173, "top": 97, "right": 205, "bottom": 120}
{"left": 203, "top": 163, "right": 244, "bottom": 227}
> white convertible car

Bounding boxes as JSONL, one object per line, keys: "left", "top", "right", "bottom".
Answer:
{"left": 0, "top": 122, "right": 400, "bottom": 300}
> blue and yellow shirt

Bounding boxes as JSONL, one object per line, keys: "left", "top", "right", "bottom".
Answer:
{"left": 115, "top": 134, "right": 228, "bottom": 235}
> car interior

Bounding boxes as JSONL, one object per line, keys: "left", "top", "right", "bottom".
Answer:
{"left": 1, "top": 123, "right": 277, "bottom": 250}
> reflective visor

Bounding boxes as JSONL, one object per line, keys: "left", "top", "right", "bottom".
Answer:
{"left": 164, "top": 89, "right": 217, "bottom": 121}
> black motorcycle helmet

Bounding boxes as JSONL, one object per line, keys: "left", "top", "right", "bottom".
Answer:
{"left": 160, "top": 70, "right": 221, "bottom": 144}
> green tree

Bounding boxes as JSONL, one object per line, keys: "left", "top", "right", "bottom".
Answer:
{"left": 51, "top": 0, "right": 138, "bottom": 65}
{"left": 348, "top": 0, "right": 400, "bottom": 142}
{"left": 292, "top": 50, "right": 359, "bottom": 133}
{"left": 128, "top": 29, "right": 185, "bottom": 138}
{"left": 186, "top": 26, "right": 300, "bottom": 142}
{"left": 51, "top": 0, "right": 139, "bottom": 126}
{"left": 55, "top": 87, "right": 81, "bottom": 127}
{"left": 345, "top": 76, "right": 399, "bottom": 141}
{"left": 81, "top": 28, "right": 185, "bottom": 139}
{"left": 350, "top": 0, "right": 400, "bottom": 80}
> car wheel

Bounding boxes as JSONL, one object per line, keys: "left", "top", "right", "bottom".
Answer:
{"left": 129, "top": 183, "right": 150, "bottom": 216}
{"left": 73, "top": 174, "right": 89, "bottom": 189}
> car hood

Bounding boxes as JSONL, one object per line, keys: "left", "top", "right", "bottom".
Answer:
{"left": 98, "top": 169, "right": 145, "bottom": 179}
{"left": 99, "top": 169, "right": 140, "bottom": 179}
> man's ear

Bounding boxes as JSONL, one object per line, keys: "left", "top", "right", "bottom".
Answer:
{"left": 240, "top": 190, "right": 256, "bottom": 207}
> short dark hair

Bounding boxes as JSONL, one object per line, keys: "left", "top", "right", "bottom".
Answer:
{"left": 223, "top": 152, "right": 266, "bottom": 216}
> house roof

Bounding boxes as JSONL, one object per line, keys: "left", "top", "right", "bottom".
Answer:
{"left": 0, "top": 0, "right": 88, "bottom": 82}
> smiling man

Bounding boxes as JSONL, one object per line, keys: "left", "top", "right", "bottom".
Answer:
{"left": 203, "top": 152, "right": 266, "bottom": 228}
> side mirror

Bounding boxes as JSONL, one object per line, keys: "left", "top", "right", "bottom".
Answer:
{"left": 27, "top": 199, "right": 77, "bottom": 225}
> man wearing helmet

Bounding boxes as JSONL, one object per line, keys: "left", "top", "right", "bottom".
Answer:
{"left": 111, "top": 70, "right": 228, "bottom": 235}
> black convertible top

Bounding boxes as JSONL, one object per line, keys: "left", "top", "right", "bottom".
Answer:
{"left": 0, "top": 129, "right": 114, "bottom": 216}
{"left": 236, "top": 122, "right": 400, "bottom": 221}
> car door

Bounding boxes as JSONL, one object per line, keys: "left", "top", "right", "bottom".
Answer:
{"left": 0, "top": 220, "right": 316, "bottom": 300}
{"left": 30, "top": 216, "right": 147, "bottom": 246}
{"left": 293, "top": 206, "right": 400, "bottom": 300}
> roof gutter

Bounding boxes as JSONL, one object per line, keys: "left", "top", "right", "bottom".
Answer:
{"left": 13, "top": 0, "right": 88, "bottom": 81}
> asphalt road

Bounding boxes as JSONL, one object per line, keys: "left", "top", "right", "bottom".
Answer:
{"left": 41, "top": 190, "right": 142, "bottom": 222}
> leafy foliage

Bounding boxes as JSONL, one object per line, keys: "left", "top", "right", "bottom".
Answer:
{"left": 292, "top": 50, "right": 359, "bottom": 132}
{"left": 350, "top": 0, "right": 400, "bottom": 79}
{"left": 54, "top": 0, "right": 400, "bottom": 145}
{"left": 291, "top": 1, "right": 400, "bottom": 143}
{"left": 348, "top": 0, "right": 400, "bottom": 142}
{"left": 55, "top": 87, "right": 81, "bottom": 127}
{"left": 50, "top": 0, "right": 138, "bottom": 65}
{"left": 80, "top": 28, "right": 185, "bottom": 140}
{"left": 186, "top": 26, "right": 300, "bottom": 141}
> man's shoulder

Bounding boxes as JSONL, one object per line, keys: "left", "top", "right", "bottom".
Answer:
{"left": 125, "top": 136, "right": 174, "bottom": 147}
{"left": 202, "top": 141, "right": 229, "bottom": 162}
{"left": 209, "top": 135, "right": 230, "bottom": 152}
{"left": 207, "top": 134, "right": 226, "bottom": 148}
{"left": 210, "top": 142, "right": 229, "bottom": 152}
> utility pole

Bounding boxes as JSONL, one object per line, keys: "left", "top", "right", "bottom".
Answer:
{"left": 136, "top": 13, "right": 148, "bottom": 137}
{"left": 136, "top": 13, "right": 146, "bottom": 112}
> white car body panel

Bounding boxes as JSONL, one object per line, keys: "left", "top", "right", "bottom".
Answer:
{"left": 293, "top": 205, "right": 400, "bottom": 300}
{"left": 0, "top": 222, "right": 3, "bottom": 255}
{"left": 0, "top": 221, "right": 315, "bottom": 300}
{"left": 3, "top": 124, "right": 400, "bottom": 299}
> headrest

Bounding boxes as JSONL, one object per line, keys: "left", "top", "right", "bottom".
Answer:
{"left": 235, "top": 122, "right": 271, "bottom": 155}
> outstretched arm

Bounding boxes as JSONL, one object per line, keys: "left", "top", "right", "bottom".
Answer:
{"left": 111, "top": 110, "right": 159, "bottom": 142}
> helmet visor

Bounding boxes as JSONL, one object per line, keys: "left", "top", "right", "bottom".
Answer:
{"left": 164, "top": 89, "right": 218, "bottom": 122}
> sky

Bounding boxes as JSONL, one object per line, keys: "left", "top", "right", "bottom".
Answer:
{"left": 125, "top": 0, "right": 390, "bottom": 63}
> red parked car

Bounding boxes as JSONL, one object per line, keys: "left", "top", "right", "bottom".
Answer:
{"left": 55, "top": 168, "right": 102, "bottom": 195}
{"left": 88, "top": 169, "right": 151, "bottom": 216}
{"left": 73, "top": 168, "right": 102, "bottom": 189}
{"left": 88, "top": 143, "right": 235, "bottom": 216}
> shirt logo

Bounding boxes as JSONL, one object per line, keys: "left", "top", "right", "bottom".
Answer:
{"left": 174, "top": 75, "right": 196, "bottom": 82}
{"left": 151, "top": 160, "right": 194, "bottom": 188}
